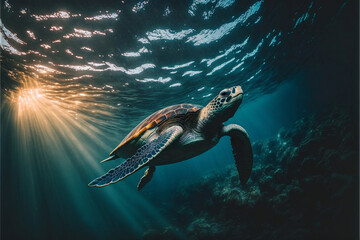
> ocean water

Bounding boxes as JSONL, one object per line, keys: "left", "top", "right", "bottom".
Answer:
{"left": 1, "top": 0, "right": 358, "bottom": 239}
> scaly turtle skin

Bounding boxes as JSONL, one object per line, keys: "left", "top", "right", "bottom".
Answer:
{"left": 89, "top": 86, "right": 253, "bottom": 190}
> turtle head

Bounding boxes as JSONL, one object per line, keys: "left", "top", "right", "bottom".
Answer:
{"left": 202, "top": 86, "right": 243, "bottom": 123}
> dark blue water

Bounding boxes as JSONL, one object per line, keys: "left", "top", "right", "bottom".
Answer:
{"left": 1, "top": 0, "right": 358, "bottom": 239}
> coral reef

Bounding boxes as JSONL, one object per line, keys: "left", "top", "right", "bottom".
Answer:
{"left": 143, "top": 109, "right": 358, "bottom": 240}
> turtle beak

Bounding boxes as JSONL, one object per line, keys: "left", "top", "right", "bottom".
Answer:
{"left": 232, "top": 86, "right": 243, "bottom": 98}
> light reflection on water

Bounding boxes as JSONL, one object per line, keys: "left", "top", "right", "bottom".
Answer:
{"left": 1, "top": 0, "right": 273, "bottom": 102}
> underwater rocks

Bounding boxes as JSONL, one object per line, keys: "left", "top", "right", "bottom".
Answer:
{"left": 143, "top": 109, "right": 358, "bottom": 240}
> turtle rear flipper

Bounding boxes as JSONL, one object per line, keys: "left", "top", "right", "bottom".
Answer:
{"left": 88, "top": 126, "right": 183, "bottom": 188}
{"left": 100, "top": 155, "right": 119, "bottom": 163}
{"left": 137, "top": 166, "right": 155, "bottom": 190}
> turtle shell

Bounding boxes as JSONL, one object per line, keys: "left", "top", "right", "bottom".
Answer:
{"left": 110, "top": 103, "right": 202, "bottom": 155}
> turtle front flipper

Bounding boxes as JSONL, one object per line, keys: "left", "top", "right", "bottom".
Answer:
{"left": 88, "top": 126, "right": 183, "bottom": 188}
{"left": 222, "top": 124, "right": 253, "bottom": 185}
{"left": 137, "top": 166, "right": 155, "bottom": 190}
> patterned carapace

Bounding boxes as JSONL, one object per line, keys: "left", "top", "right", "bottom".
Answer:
{"left": 110, "top": 104, "right": 202, "bottom": 155}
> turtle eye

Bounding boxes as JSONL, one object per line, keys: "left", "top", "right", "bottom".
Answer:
{"left": 220, "top": 91, "right": 230, "bottom": 97}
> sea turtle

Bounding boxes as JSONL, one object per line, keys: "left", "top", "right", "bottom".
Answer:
{"left": 89, "top": 86, "right": 253, "bottom": 190}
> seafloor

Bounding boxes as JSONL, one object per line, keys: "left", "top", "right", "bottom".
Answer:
{"left": 143, "top": 108, "right": 358, "bottom": 240}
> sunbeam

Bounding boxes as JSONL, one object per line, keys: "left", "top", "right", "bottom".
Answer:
{"left": 3, "top": 76, "right": 173, "bottom": 239}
